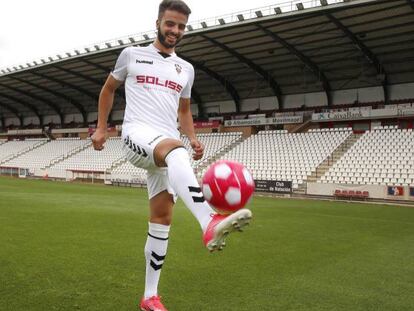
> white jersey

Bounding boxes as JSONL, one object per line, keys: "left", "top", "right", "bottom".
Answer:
{"left": 111, "top": 44, "right": 195, "bottom": 139}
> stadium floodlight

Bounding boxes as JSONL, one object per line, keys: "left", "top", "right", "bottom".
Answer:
{"left": 255, "top": 10, "right": 263, "bottom": 17}
{"left": 26, "top": 62, "right": 32, "bottom": 67}
{"left": 6, "top": 68, "right": 11, "bottom": 72}
{"left": 187, "top": 25, "right": 193, "bottom": 31}
{"left": 296, "top": 3, "right": 305, "bottom": 10}
{"left": 218, "top": 18, "right": 225, "bottom": 25}
{"left": 48, "top": 57, "right": 54, "bottom": 61}
{"left": 143, "top": 34, "right": 150, "bottom": 40}
{"left": 74, "top": 50, "right": 81, "bottom": 55}
{"left": 320, "top": 0, "right": 328, "bottom": 6}
{"left": 66, "top": 52, "right": 71, "bottom": 57}
{"left": 13, "top": 66, "right": 18, "bottom": 71}
{"left": 118, "top": 39, "right": 124, "bottom": 45}
{"left": 84, "top": 47, "right": 91, "bottom": 53}
{"left": 19, "top": 65, "right": 24, "bottom": 69}
{"left": 33, "top": 61, "right": 38, "bottom": 65}
{"left": 237, "top": 14, "right": 244, "bottom": 21}
{"left": 129, "top": 37, "right": 135, "bottom": 43}
{"left": 105, "top": 43, "right": 112, "bottom": 48}
{"left": 201, "top": 21, "right": 208, "bottom": 28}
{"left": 274, "top": 7, "right": 282, "bottom": 14}
{"left": 94, "top": 45, "right": 100, "bottom": 51}
{"left": 41, "top": 59, "right": 46, "bottom": 63}
{"left": 1, "top": 69, "right": 5, "bottom": 74}
{"left": 57, "top": 54, "right": 62, "bottom": 59}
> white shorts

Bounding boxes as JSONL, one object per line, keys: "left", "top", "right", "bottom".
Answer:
{"left": 122, "top": 123, "right": 179, "bottom": 202}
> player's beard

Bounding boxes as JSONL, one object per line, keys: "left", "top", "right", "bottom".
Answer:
{"left": 157, "top": 26, "right": 182, "bottom": 49}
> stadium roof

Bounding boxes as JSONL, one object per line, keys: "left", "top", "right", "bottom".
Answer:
{"left": 0, "top": 0, "right": 413, "bottom": 123}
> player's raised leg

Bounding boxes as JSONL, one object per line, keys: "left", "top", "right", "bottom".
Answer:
{"left": 162, "top": 144, "right": 214, "bottom": 231}
{"left": 155, "top": 139, "right": 253, "bottom": 251}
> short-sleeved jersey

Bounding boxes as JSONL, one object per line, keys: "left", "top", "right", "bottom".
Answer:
{"left": 111, "top": 44, "right": 194, "bottom": 139}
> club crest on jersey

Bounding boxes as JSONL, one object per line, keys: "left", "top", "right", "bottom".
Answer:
{"left": 175, "top": 64, "right": 182, "bottom": 74}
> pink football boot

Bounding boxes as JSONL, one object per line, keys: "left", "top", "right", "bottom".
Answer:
{"left": 203, "top": 209, "right": 252, "bottom": 252}
{"left": 140, "top": 296, "right": 167, "bottom": 311}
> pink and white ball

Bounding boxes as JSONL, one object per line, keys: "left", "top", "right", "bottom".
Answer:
{"left": 202, "top": 160, "right": 255, "bottom": 214}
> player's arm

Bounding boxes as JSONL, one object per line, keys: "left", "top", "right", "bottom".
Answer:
{"left": 92, "top": 75, "right": 122, "bottom": 150}
{"left": 178, "top": 97, "right": 204, "bottom": 160}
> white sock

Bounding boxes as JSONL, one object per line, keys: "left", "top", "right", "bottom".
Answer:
{"left": 144, "top": 223, "right": 170, "bottom": 299}
{"left": 165, "top": 147, "right": 215, "bottom": 232}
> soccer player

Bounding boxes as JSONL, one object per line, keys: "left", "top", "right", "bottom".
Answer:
{"left": 91, "top": 1, "right": 252, "bottom": 310}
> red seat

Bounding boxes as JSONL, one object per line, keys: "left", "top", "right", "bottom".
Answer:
{"left": 334, "top": 189, "right": 369, "bottom": 200}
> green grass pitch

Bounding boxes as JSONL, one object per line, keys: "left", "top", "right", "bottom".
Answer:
{"left": 1, "top": 176, "right": 413, "bottom": 311}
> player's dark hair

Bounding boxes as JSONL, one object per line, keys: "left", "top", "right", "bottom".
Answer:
{"left": 158, "top": 0, "right": 191, "bottom": 19}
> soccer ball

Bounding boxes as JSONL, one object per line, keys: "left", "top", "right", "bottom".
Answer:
{"left": 202, "top": 160, "right": 255, "bottom": 214}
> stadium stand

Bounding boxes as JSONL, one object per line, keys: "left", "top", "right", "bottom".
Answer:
{"left": 110, "top": 161, "right": 148, "bottom": 184}
{"left": 0, "top": 139, "right": 48, "bottom": 164}
{"left": 1, "top": 126, "right": 413, "bottom": 200}
{"left": 214, "top": 128, "right": 352, "bottom": 189}
{"left": 2, "top": 138, "right": 87, "bottom": 169}
{"left": 320, "top": 126, "right": 414, "bottom": 186}
{"left": 181, "top": 132, "right": 243, "bottom": 168}
{"left": 49, "top": 137, "right": 122, "bottom": 172}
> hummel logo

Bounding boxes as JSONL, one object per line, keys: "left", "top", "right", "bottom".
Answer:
{"left": 124, "top": 136, "right": 148, "bottom": 157}
{"left": 136, "top": 59, "right": 153, "bottom": 65}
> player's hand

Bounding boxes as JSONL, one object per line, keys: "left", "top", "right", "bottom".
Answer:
{"left": 91, "top": 128, "right": 107, "bottom": 151}
{"left": 190, "top": 138, "right": 204, "bottom": 160}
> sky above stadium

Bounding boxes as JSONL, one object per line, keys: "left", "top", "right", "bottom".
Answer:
{"left": 0, "top": 0, "right": 288, "bottom": 69}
